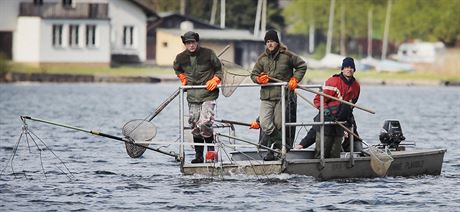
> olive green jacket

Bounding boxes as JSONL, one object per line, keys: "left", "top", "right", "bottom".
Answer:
{"left": 251, "top": 45, "right": 307, "bottom": 100}
{"left": 174, "top": 47, "right": 223, "bottom": 103}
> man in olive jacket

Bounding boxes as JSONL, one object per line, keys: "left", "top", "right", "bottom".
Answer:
{"left": 173, "top": 31, "right": 223, "bottom": 163}
{"left": 251, "top": 30, "right": 307, "bottom": 161}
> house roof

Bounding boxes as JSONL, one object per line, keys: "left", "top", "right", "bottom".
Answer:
{"left": 158, "top": 28, "right": 263, "bottom": 42}
{"left": 157, "top": 12, "right": 221, "bottom": 29}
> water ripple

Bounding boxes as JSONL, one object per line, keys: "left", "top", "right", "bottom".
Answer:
{"left": 1, "top": 84, "right": 459, "bottom": 211}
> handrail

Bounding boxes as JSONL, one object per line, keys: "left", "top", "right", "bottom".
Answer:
{"left": 178, "top": 81, "right": 372, "bottom": 168}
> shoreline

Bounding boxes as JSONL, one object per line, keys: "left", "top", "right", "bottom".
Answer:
{"left": 0, "top": 72, "right": 459, "bottom": 86}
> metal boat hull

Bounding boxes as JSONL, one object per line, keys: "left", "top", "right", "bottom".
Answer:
{"left": 181, "top": 160, "right": 284, "bottom": 176}
{"left": 181, "top": 148, "right": 446, "bottom": 179}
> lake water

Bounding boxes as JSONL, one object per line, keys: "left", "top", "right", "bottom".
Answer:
{"left": 0, "top": 83, "right": 459, "bottom": 211}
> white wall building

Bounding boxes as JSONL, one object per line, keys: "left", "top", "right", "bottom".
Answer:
{"left": 0, "top": 0, "right": 158, "bottom": 66}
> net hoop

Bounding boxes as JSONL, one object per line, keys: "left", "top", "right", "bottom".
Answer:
{"left": 367, "top": 146, "right": 394, "bottom": 176}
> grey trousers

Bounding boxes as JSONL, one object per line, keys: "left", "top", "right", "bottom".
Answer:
{"left": 259, "top": 99, "right": 282, "bottom": 136}
{"left": 188, "top": 101, "right": 216, "bottom": 138}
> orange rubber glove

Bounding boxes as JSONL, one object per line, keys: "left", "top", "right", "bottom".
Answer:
{"left": 256, "top": 73, "right": 269, "bottom": 84}
{"left": 249, "top": 120, "right": 260, "bottom": 129}
{"left": 177, "top": 73, "right": 187, "bottom": 85}
{"left": 206, "top": 75, "right": 221, "bottom": 91}
{"left": 288, "top": 77, "right": 298, "bottom": 91}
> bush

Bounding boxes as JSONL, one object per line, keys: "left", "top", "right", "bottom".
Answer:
{"left": 0, "top": 53, "right": 10, "bottom": 74}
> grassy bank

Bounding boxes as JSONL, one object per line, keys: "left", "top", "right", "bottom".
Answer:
{"left": 7, "top": 62, "right": 460, "bottom": 84}
{"left": 307, "top": 69, "right": 460, "bottom": 82}
{"left": 10, "top": 63, "right": 172, "bottom": 76}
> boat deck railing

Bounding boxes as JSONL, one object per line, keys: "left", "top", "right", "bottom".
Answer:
{"left": 178, "top": 82, "right": 359, "bottom": 167}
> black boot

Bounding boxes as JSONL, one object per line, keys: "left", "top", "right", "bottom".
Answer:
{"left": 263, "top": 130, "right": 281, "bottom": 161}
{"left": 191, "top": 137, "right": 204, "bottom": 163}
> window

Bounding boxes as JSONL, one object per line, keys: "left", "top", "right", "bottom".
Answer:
{"left": 86, "top": 25, "right": 96, "bottom": 47}
{"left": 123, "top": 26, "right": 134, "bottom": 47}
{"left": 69, "top": 24, "right": 79, "bottom": 47}
{"left": 62, "top": 0, "right": 73, "bottom": 6}
{"left": 52, "top": 24, "right": 63, "bottom": 47}
{"left": 34, "top": 0, "right": 43, "bottom": 5}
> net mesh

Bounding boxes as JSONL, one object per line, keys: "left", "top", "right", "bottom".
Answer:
{"left": 122, "top": 119, "right": 157, "bottom": 158}
{"left": 220, "top": 59, "right": 250, "bottom": 97}
{"left": 367, "top": 146, "right": 394, "bottom": 176}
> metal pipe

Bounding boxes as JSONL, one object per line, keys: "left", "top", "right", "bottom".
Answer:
{"left": 285, "top": 121, "right": 346, "bottom": 127}
{"left": 179, "top": 88, "right": 185, "bottom": 161}
{"left": 216, "top": 133, "right": 282, "bottom": 154}
{"left": 350, "top": 124, "right": 355, "bottom": 167}
{"left": 281, "top": 85, "right": 286, "bottom": 155}
{"left": 181, "top": 82, "right": 286, "bottom": 89}
{"left": 319, "top": 87, "right": 325, "bottom": 167}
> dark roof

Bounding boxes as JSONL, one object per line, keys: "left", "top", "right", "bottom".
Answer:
{"left": 158, "top": 29, "right": 263, "bottom": 42}
{"left": 158, "top": 12, "right": 221, "bottom": 29}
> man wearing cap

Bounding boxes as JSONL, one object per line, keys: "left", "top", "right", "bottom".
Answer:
{"left": 250, "top": 29, "right": 307, "bottom": 161}
{"left": 173, "top": 31, "right": 223, "bottom": 163}
{"left": 312, "top": 57, "right": 361, "bottom": 158}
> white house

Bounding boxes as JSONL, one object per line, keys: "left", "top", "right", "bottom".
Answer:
{"left": 0, "top": 0, "right": 158, "bottom": 67}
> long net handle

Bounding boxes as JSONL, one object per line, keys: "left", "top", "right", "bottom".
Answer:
{"left": 21, "top": 116, "right": 179, "bottom": 159}
{"left": 269, "top": 76, "right": 375, "bottom": 114}
{"left": 215, "top": 119, "right": 251, "bottom": 127}
{"left": 218, "top": 45, "right": 231, "bottom": 57}
{"left": 147, "top": 89, "right": 180, "bottom": 121}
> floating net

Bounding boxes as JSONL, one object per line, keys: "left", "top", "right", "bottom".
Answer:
{"left": 220, "top": 59, "right": 251, "bottom": 97}
{"left": 367, "top": 146, "right": 394, "bottom": 176}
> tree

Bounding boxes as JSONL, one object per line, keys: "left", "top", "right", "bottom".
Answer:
{"left": 141, "top": 0, "right": 284, "bottom": 31}
{"left": 283, "top": 0, "right": 459, "bottom": 47}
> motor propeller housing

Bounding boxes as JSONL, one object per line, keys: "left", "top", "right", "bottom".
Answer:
{"left": 379, "top": 119, "right": 406, "bottom": 148}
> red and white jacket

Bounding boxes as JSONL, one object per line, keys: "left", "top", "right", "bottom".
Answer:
{"left": 314, "top": 73, "right": 360, "bottom": 114}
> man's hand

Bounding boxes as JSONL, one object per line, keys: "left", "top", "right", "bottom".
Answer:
{"left": 177, "top": 73, "right": 187, "bottom": 85}
{"left": 288, "top": 77, "right": 298, "bottom": 91}
{"left": 249, "top": 120, "right": 260, "bottom": 129}
{"left": 206, "top": 75, "right": 221, "bottom": 91}
{"left": 294, "top": 144, "right": 304, "bottom": 149}
{"left": 256, "top": 73, "right": 269, "bottom": 84}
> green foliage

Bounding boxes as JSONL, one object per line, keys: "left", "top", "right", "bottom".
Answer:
{"left": 283, "top": 0, "right": 460, "bottom": 46}
{"left": 144, "top": 0, "right": 285, "bottom": 30}
{"left": 311, "top": 42, "right": 326, "bottom": 60}
{"left": 0, "top": 53, "right": 10, "bottom": 74}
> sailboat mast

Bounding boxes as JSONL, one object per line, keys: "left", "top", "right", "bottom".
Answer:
{"left": 325, "top": 0, "right": 335, "bottom": 55}
{"left": 382, "top": 0, "right": 392, "bottom": 60}
{"left": 220, "top": 0, "right": 226, "bottom": 28}
{"left": 368, "top": 9, "right": 373, "bottom": 57}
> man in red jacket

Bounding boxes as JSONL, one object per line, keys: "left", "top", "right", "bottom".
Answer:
{"left": 313, "top": 57, "right": 360, "bottom": 158}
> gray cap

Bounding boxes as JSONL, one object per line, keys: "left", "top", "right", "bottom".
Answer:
{"left": 181, "top": 31, "right": 200, "bottom": 43}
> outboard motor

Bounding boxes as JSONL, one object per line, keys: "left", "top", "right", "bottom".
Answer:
{"left": 379, "top": 120, "right": 406, "bottom": 149}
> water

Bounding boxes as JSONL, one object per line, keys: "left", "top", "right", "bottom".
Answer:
{"left": 0, "top": 83, "right": 459, "bottom": 211}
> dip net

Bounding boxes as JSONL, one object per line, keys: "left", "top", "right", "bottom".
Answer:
{"left": 367, "top": 146, "right": 394, "bottom": 176}
{"left": 220, "top": 59, "right": 251, "bottom": 97}
{"left": 122, "top": 119, "right": 157, "bottom": 158}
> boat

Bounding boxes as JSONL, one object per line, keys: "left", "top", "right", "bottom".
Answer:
{"left": 178, "top": 84, "right": 446, "bottom": 179}
{"left": 182, "top": 148, "right": 445, "bottom": 180}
